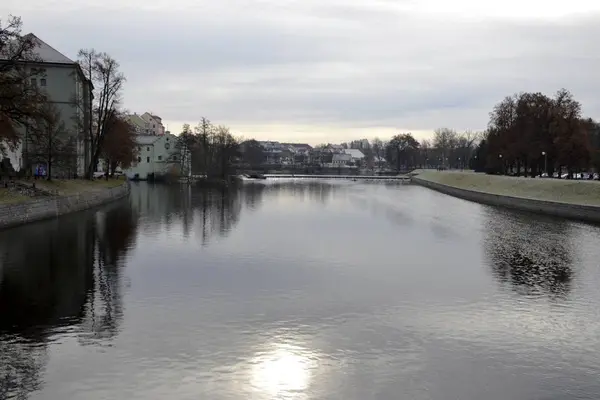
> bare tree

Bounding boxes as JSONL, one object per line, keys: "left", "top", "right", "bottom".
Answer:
{"left": 194, "top": 117, "right": 213, "bottom": 175}
{"left": 175, "top": 124, "right": 196, "bottom": 178}
{"left": 433, "top": 128, "right": 457, "bottom": 167}
{"left": 420, "top": 139, "right": 431, "bottom": 167}
{"left": 28, "top": 103, "right": 76, "bottom": 180}
{"left": 0, "top": 16, "right": 46, "bottom": 129}
{"left": 77, "top": 49, "right": 125, "bottom": 179}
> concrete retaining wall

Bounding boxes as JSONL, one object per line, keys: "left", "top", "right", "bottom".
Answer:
{"left": 0, "top": 182, "right": 130, "bottom": 230}
{"left": 412, "top": 176, "right": 600, "bottom": 224}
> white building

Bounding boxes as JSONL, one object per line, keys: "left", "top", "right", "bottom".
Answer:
{"left": 140, "top": 112, "right": 165, "bottom": 136}
{"left": 124, "top": 133, "right": 190, "bottom": 180}
{"left": 343, "top": 148, "right": 365, "bottom": 164}
{"left": 331, "top": 153, "right": 352, "bottom": 166}
{"left": 0, "top": 119, "right": 22, "bottom": 172}
{"left": 0, "top": 142, "right": 22, "bottom": 172}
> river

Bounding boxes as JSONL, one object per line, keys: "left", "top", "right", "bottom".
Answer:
{"left": 1, "top": 180, "right": 600, "bottom": 399}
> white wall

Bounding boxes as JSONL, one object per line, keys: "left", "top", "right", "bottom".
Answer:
{"left": 1, "top": 141, "right": 23, "bottom": 172}
{"left": 124, "top": 134, "right": 187, "bottom": 179}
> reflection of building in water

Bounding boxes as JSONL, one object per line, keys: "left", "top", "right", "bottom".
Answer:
{"left": 483, "top": 209, "right": 573, "bottom": 298}
{"left": 0, "top": 202, "right": 138, "bottom": 397}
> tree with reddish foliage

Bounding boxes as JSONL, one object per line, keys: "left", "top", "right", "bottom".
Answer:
{"left": 101, "top": 113, "right": 137, "bottom": 176}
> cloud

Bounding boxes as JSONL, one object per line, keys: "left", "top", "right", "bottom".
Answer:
{"left": 3, "top": 0, "right": 600, "bottom": 143}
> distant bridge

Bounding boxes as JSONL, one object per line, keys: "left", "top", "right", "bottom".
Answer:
{"left": 261, "top": 174, "right": 412, "bottom": 182}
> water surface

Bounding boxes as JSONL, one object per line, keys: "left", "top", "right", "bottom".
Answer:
{"left": 2, "top": 180, "right": 600, "bottom": 399}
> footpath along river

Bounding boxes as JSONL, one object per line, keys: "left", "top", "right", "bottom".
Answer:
{"left": 2, "top": 180, "right": 600, "bottom": 399}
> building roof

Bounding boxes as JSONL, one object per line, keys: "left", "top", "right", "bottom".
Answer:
{"left": 332, "top": 153, "right": 352, "bottom": 161}
{"left": 282, "top": 143, "right": 313, "bottom": 150}
{"left": 23, "top": 33, "right": 74, "bottom": 64}
{"left": 344, "top": 149, "right": 365, "bottom": 159}
{"left": 141, "top": 112, "right": 163, "bottom": 124}
{"left": 128, "top": 114, "right": 148, "bottom": 127}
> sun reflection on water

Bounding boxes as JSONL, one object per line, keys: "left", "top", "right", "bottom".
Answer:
{"left": 250, "top": 344, "right": 316, "bottom": 398}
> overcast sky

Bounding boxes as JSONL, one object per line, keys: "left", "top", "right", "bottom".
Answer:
{"left": 3, "top": 0, "right": 600, "bottom": 144}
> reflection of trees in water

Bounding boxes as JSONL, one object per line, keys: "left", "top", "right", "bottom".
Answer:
{"left": 129, "top": 181, "right": 338, "bottom": 245}
{"left": 240, "top": 183, "right": 266, "bottom": 212}
{"left": 0, "top": 202, "right": 138, "bottom": 398}
{"left": 0, "top": 342, "right": 46, "bottom": 400}
{"left": 483, "top": 209, "right": 573, "bottom": 298}
{"left": 194, "top": 188, "right": 242, "bottom": 245}
{"left": 78, "top": 205, "right": 138, "bottom": 346}
{"left": 129, "top": 182, "right": 194, "bottom": 236}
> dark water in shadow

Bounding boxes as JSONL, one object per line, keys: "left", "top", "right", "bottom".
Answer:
{"left": 2, "top": 180, "right": 600, "bottom": 399}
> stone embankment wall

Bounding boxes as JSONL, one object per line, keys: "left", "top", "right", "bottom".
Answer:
{"left": 412, "top": 176, "right": 600, "bottom": 224}
{"left": 0, "top": 182, "right": 130, "bottom": 230}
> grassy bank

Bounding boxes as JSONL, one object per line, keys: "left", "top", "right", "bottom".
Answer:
{"left": 0, "top": 188, "right": 30, "bottom": 204}
{"left": 31, "top": 177, "right": 125, "bottom": 196}
{"left": 414, "top": 170, "right": 600, "bottom": 206}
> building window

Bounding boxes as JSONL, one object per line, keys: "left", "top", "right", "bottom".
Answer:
{"left": 158, "top": 155, "right": 162, "bottom": 161}
{"left": 147, "top": 147, "right": 150, "bottom": 151}
{"left": 147, "top": 156, "right": 150, "bottom": 163}
{"left": 137, "top": 156, "right": 141, "bottom": 163}
{"left": 40, "top": 78, "right": 47, "bottom": 86}
{"left": 30, "top": 78, "right": 37, "bottom": 86}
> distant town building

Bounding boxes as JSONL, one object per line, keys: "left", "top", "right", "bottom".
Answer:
{"left": 332, "top": 153, "right": 352, "bottom": 166}
{"left": 343, "top": 148, "right": 365, "bottom": 164}
{"left": 326, "top": 144, "right": 345, "bottom": 153}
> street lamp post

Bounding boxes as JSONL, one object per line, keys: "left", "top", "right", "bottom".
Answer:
{"left": 499, "top": 154, "right": 503, "bottom": 175}
{"left": 542, "top": 151, "right": 547, "bottom": 177}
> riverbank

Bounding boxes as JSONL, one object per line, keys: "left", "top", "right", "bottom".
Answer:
{"left": 412, "top": 170, "right": 600, "bottom": 223}
{"left": 0, "top": 178, "right": 130, "bottom": 230}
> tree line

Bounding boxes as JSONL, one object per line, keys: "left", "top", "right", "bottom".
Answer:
{"left": 472, "top": 89, "right": 600, "bottom": 178}
{"left": 0, "top": 15, "right": 137, "bottom": 180}
{"left": 321, "top": 89, "right": 599, "bottom": 177}
{"left": 314, "top": 129, "right": 483, "bottom": 171}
